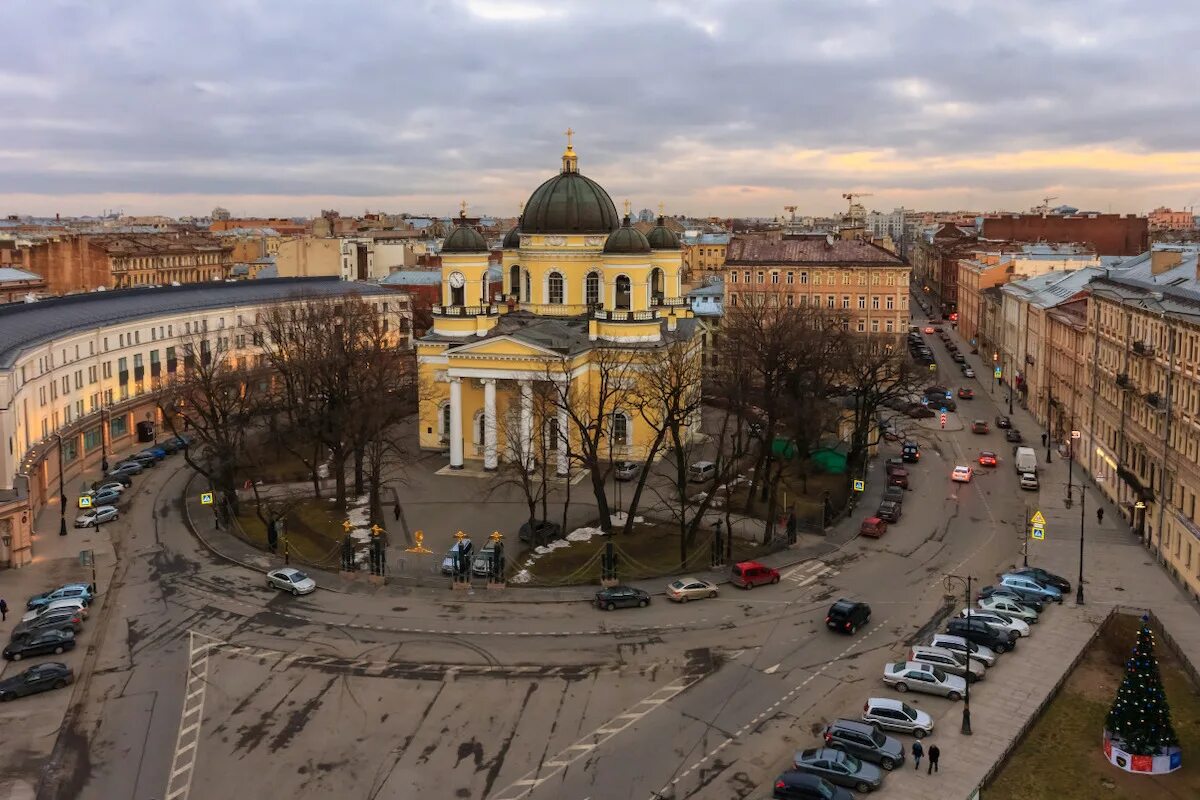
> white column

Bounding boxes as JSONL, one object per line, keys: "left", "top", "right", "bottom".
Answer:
{"left": 556, "top": 390, "right": 569, "bottom": 477}
{"left": 519, "top": 380, "right": 534, "bottom": 471}
{"left": 482, "top": 379, "right": 498, "bottom": 471}
{"left": 448, "top": 377, "right": 464, "bottom": 470}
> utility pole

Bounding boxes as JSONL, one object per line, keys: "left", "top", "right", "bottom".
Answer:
{"left": 1077, "top": 487, "right": 1086, "bottom": 605}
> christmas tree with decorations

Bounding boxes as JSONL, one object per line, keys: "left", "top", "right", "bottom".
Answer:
{"left": 1105, "top": 616, "right": 1179, "bottom": 755}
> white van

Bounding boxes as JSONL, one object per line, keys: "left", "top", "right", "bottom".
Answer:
{"left": 1014, "top": 446, "right": 1038, "bottom": 474}
{"left": 688, "top": 461, "right": 716, "bottom": 483}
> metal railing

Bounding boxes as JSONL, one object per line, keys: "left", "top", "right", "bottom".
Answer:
{"left": 593, "top": 309, "right": 660, "bottom": 322}
{"left": 431, "top": 304, "right": 499, "bottom": 317}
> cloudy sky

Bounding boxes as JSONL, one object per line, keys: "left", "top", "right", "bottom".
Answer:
{"left": 3, "top": 0, "right": 1199, "bottom": 219}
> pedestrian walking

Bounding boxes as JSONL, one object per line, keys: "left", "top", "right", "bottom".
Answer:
{"left": 911, "top": 740, "right": 923, "bottom": 771}
{"left": 1097, "top": 507, "right": 1105, "bottom": 525}
{"left": 927, "top": 744, "right": 940, "bottom": 774}
{"left": 0, "top": 597, "right": 7, "bottom": 622}
{"left": 393, "top": 501, "right": 401, "bottom": 522}
{"left": 786, "top": 510, "right": 797, "bottom": 545}
{"left": 1041, "top": 432, "right": 1048, "bottom": 447}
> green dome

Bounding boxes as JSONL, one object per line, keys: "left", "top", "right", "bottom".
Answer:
{"left": 646, "top": 216, "right": 680, "bottom": 249}
{"left": 603, "top": 217, "right": 651, "bottom": 254}
{"left": 502, "top": 226, "right": 521, "bottom": 249}
{"left": 520, "top": 172, "right": 620, "bottom": 235}
{"left": 442, "top": 219, "right": 488, "bottom": 253}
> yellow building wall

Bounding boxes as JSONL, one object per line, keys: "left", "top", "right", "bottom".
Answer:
{"left": 276, "top": 237, "right": 340, "bottom": 277}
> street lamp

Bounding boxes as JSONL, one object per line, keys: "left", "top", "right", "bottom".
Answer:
{"left": 944, "top": 573, "right": 975, "bottom": 735}
{"left": 1077, "top": 486, "right": 1086, "bottom": 605}
{"left": 1044, "top": 392, "right": 1053, "bottom": 464}
{"left": 54, "top": 433, "right": 68, "bottom": 537}
{"left": 1066, "top": 417, "right": 1075, "bottom": 504}
{"left": 100, "top": 406, "right": 110, "bottom": 474}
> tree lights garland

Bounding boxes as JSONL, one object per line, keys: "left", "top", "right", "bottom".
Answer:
{"left": 1105, "top": 616, "right": 1179, "bottom": 756}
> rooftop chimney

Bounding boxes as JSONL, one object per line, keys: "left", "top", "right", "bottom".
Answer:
{"left": 1151, "top": 248, "right": 1183, "bottom": 276}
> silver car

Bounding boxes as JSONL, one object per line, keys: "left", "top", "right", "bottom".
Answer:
{"left": 960, "top": 608, "right": 1030, "bottom": 638}
{"left": 75, "top": 506, "right": 118, "bottom": 527}
{"left": 21, "top": 598, "right": 88, "bottom": 624}
{"left": 614, "top": 460, "right": 641, "bottom": 481}
{"left": 862, "top": 697, "right": 933, "bottom": 738}
{"left": 266, "top": 568, "right": 316, "bottom": 596}
{"left": 978, "top": 595, "right": 1039, "bottom": 623}
{"left": 882, "top": 661, "right": 967, "bottom": 700}
{"left": 928, "top": 633, "right": 997, "bottom": 667}
{"left": 908, "top": 645, "right": 986, "bottom": 682}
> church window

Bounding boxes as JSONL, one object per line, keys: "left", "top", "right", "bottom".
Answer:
{"left": 523, "top": 271, "right": 531, "bottom": 302}
{"left": 548, "top": 271, "right": 564, "bottom": 304}
{"left": 612, "top": 412, "right": 630, "bottom": 446}
{"left": 615, "top": 275, "right": 631, "bottom": 309}
{"left": 586, "top": 272, "right": 601, "bottom": 306}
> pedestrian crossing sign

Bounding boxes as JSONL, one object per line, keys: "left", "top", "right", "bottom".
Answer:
{"left": 994, "top": 366, "right": 1002, "bottom": 378}
{"left": 78, "top": 495, "right": 93, "bottom": 509}
{"left": 1030, "top": 510, "right": 1046, "bottom": 525}
{"left": 853, "top": 480, "right": 865, "bottom": 492}
{"left": 200, "top": 492, "right": 214, "bottom": 506}
{"left": 1031, "top": 524, "right": 1045, "bottom": 541}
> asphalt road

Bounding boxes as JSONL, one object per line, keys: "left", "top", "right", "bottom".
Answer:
{"left": 15, "top": 320, "right": 1058, "bottom": 800}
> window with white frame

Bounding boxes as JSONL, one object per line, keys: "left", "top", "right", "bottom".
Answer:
{"left": 612, "top": 411, "right": 630, "bottom": 446}
{"left": 548, "top": 272, "right": 564, "bottom": 304}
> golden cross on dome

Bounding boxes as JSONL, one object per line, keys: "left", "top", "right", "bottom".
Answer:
{"left": 564, "top": 127, "right": 574, "bottom": 149}
{"left": 623, "top": 199, "right": 631, "bottom": 216}
{"left": 658, "top": 201, "right": 665, "bottom": 216}
{"left": 459, "top": 200, "right": 468, "bottom": 217}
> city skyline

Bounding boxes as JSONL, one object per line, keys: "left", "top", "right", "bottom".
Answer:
{"left": 3, "top": 0, "right": 1199, "bottom": 217}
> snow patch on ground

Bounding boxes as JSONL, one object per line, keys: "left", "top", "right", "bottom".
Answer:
{"left": 567, "top": 527, "right": 604, "bottom": 543}
{"left": 520, "top": 524, "right": 610, "bottom": 579}
{"left": 510, "top": 569, "right": 532, "bottom": 584}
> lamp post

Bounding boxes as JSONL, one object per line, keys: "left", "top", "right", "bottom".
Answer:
{"left": 1005, "top": 355, "right": 1014, "bottom": 414}
{"left": 944, "top": 573, "right": 974, "bottom": 735}
{"left": 54, "top": 433, "right": 68, "bottom": 536}
{"left": 1044, "top": 392, "right": 1053, "bottom": 464}
{"left": 100, "top": 406, "right": 110, "bottom": 474}
{"left": 1077, "top": 486, "right": 1086, "bottom": 605}
{"left": 1066, "top": 416, "right": 1075, "bottom": 504}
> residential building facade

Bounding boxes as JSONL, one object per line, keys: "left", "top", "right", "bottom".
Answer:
{"left": 22, "top": 233, "right": 234, "bottom": 294}
{"left": 981, "top": 213, "right": 1148, "bottom": 257}
{"left": 1148, "top": 207, "right": 1196, "bottom": 232}
{"left": 681, "top": 231, "right": 730, "bottom": 281}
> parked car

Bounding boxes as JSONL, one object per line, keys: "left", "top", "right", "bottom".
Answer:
{"left": 995, "top": 415, "right": 1012, "bottom": 429}
{"left": 957, "top": 387, "right": 974, "bottom": 399}
{"left": 971, "top": 419, "right": 989, "bottom": 434}
{"left": 90, "top": 489, "right": 122, "bottom": 507}
{"left": 881, "top": 487, "right": 905, "bottom": 507}
{"left": 978, "top": 451, "right": 997, "bottom": 467}
{"left": 86, "top": 481, "right": 125, "bottom": 497}
{"left": 861, "top": 697, "right": 933, "bottom": 738}
{"left": 613, "top": 460, "right": 641, "bottom": 481}
{"left": 886, "top": 468, "right": 909, "bottom": 489}
{"left": 21, "top": 598, "right": 88, "bottom": 623}
{"left": 1006, "top": 428, "right": 1024, "bottom": 443}
{"left": 594, "top": 586, "right": 650, "bottom": 611}
{"left": 876, "top": 500, "right": 901, "bottom": 523}
{"left": 666, "top": 577, "right": 718, "bottom": 602}
{"left": 26, "top": 584, "right": 93, "bottom": 611}
{"left": 771, "top": 771, "right": 853, "bottom": 800}
{"left": 978, "top": 584, "right": 1046, "bottom": 612}
{"left": 952, "top": 353, "right": 967, "bottom": 364}
{"left": 859, "top": 516, "right": 888, "bottom": 538}
{"left": 3, "top": 629, "right": 75, "bottom": 661}
{"left": 687, "top": 461, "right": 716, "bottom": 483}
{"left": 962, "top": 367, "right": 976, "bottom": 378}
{"left": 157, "top": 439, "right": 181, "bottom": 454}
{"left": 127, "top": 452, "right": 158, "bottom": 468}
{"left": 107, "top": 461, "right": 143, "bottom": 478}
{"left": 928, "top": 632, "right": 997, "bottom": 667}
{"left": 518, "top": 519, "right": 561, "bottom": 546}
{"left": 998, "top": 573, "right": 1063, "bottom": 603}
{"left": 978, "top": 595, "right": 1039, "bottom": 624}
{"left": 946, "top": 617, "right": 1016, "bottom": 654}
{"left": 10, "top": 608, "right": 83, "bottom": 641}
{"left": 1010, "top": 566, "right": 1071, "bottom": 593}
{"left": 75, "top": 506, "right": 118, "bottom": 528}
{"left": 266, "top": 567, "right": 316, "bottom": 596}
{"left": 471, "top": 541, "right": 499, "bottom": 577}
{"left": 441, "top": 540, "right": 471, "bottom": 575}
{"left": 94, "top": 474, "right": 132, "bottom": 489}
{"left": 822, "top": 719, "right": 905, "bottom": 771}
{"left": 826, "top": 599, "right": 872, "bottom": 634}
{"left": 791, "top": 747, "right": 882, "bottom": 793}
{"left": 731, "top": 561, "right": 780, "bottom": 589}
{"left": 908, "top": 645, "right": 986, "bottom": 682}
{"left": 882, "top": 661, "right": 966, "bottom": 700}
{"left": 884, "top": 458, "right": 905, "bottom": 476}
{"left": 137, "top": 447, "right": 167, "bottom": 461}
{"left": 961, "top": 608, "right": 1029, "bottom": 638}
{"left": 900, "top": 441, "right": 920, "bottom": 463}
{"left": 1019, "top": 472, "right": 1040, "bottom": 491}
{"left": 0, "top": 662, "right": 74, "bottom": 701}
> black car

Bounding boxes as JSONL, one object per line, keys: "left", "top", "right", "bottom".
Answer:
{"left": 823, "top": 719, "right": 905, "bottom": 770}
{"left": 594, "top": 586, "right": 650, "bottom": 611}
{"left": 882, "top": 485, "right": 905, "bottom": 505}
{"left": 947, "top": 617, "right": 1015, "bottom": 654}
{"left": 518, "top": 519, "right": 562, "bottom": 546}
{"left": 901, "top": 441, "right": 920, "bottom": 462}
{"left": 1010, "top": 566, "right": 1071, "bottom": 593}
{"left": 876, "top": 500, "right": 901, "bottom": 523}
{"left": 826, "top": 599, "right": 872, "bottom": 635}
{"left": 3, "top": 629, "right": 75, "bottom": 661}
{"left": 952, "top": 353, "right": 967, "bottom": 364}
{"left": 11, "top": 608, "right": 83, "bottom": 641}
{"left": 1005, "top": 429, "right": 1023, "bottom": 443}
{"left": 995, "top": 415, "right": 1012, "bottom": 429}
{"left": 772, "top": 771, "right": 853, "bottom": 800}
{"left": 978, "top": 585, "right": 1046, "bottom": 612}
{"left": 0, "top": 662, "right": 73, "bottom": 701}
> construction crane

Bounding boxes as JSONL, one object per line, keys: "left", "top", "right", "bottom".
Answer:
{"left": 1035, "top": 195, "right": 1059, "bottom": 214}
{"left": 841, "top": 193, "right": 872, "bottom": 225}
{"left": 784, "top": 205, "right": 798, "bottom": 223}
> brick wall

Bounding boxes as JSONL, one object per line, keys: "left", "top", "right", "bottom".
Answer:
{"left": 982, "top": 214, "right": 1148, "bottom": 256}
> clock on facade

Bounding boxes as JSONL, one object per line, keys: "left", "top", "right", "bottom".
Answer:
{"left": 448, "top": 272, "right": 465, "bottom": 288}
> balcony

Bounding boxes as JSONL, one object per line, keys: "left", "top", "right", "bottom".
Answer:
{"left": 1116, "top": 373, "right": 1133, "bottom": 390}
{"left": 1145, "top": 392, "right": 1164, "bottom": 411}
{"left": 654, "top": 296, "right": 688, "bottom": 308}
{"left": 432, "top": 304, "right": 499, "bottom": 317}
{"left": 593, "top": 309, "right": 660, "bottom": 322}
{"left": 1132, "top": 341, "right": 1155, "bottom": 357}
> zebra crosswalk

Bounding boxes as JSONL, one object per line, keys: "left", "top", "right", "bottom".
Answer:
{"left": 781, "top": 559, "right": 839, "bottom": 588}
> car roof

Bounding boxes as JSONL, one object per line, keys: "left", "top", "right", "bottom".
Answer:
{"left": 735, "top": 560, "right": 767, "bottom": 569}
{"left": 954, "top": 465, "right": 970, "bottom": 470}
{"left": 829, "top": 718, "right": 877, "bottom": 735}
{"left": 865, "top": 697, "right": 905, "bottom": 710}
{"left": 830, "top": 599, "right": 861, "bottom": 611}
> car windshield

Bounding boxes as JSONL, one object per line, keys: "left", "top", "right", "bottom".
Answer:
{"left": 670, "top": 580, "right": 685, "bottom": 589}
{"left": 835, "top": 752, "right": 862, "bottom": 771}
{"left": 290, "top": 571, "right": 309, "bottom": 582}
{"left": 900, "top": 703, "right": 918, "bottom": 720}
{"left": 870, "top": 729, "right": 887, "bottom": 746}
{"left": 931, "top": 667, "right": 948, "bottom": 682}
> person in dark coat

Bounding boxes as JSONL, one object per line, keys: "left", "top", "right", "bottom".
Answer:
{"left": 786, "top": 511, "right": 797, "bottom": 544}
{"left": 911, "top": 740, "right": 923, "bottom": 770}
{"left": 393, "top": 502, "right": 401, "bottom": 522}
{"left": 0, "top": 597, "right": 7, "bottom": 621}
{"left": 1097, "top": 507, "right": 1105, "bottom": 525}
{"left": 927, "top": 744, "right": 940, "bottom": 774}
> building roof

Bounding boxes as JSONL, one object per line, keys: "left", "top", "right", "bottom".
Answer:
{"left": 380, "top": 270, "right": 443, "bottom": 286}
{"left": 87, "top": 233, "right": 231, "bottom": 255}
{"left": 0, "top": 278, "right": 390, "bottom": 369}
{"left": 0, "top": 267, "right": 42, "bottom": 283}
{"left": 603, "top": 219, "right": 652, "bottom": 254}
{"left": 1001, "top": 267, "right": 1107, "bottom": 309}
{"left": 687, "top": 280, "right": 725, "bottom": 298}
{"left": 680, "top": 232, "right": 731, "bottom": 246}
{"left": 645, "top": 217, "right": 681, "bottom": 250}
{"left": 725, "top": 237, "right": 906, "bottom": 266}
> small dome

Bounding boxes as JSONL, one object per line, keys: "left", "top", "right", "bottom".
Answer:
{"left": 646, "top": 216, "right": 680, "bottom": 249}
{"left": 442, "top": 217, "right": 488, "bottom": 253}
{"left": 603, "top": 216, "right": 651, "bottom": 254}
{"left": 502, "top": 226, "right": 521, "bottom": 249}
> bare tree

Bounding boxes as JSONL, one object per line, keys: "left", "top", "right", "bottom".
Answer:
{"left": 838, "top": 334, "right": 923, "bottom": 480}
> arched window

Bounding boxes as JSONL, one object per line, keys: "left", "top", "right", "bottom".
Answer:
{"left": 509, "top": 264, "right": 520, "bottom": 297}
{"left": 450, "top": 285, "right": 464, "bottom": 306}
{"left": 612, "top": 411, "right": 630, "bottom": 446}
{"left": 548, "top": 271, "right": 564, "bottom": 304}
{"left": 586, "top": 272, "right": 601, "bottom": 306}
{"left": 523, "top": 271, "right": 531, "bottom": 302}
{"left": 615, "top": 275, "right": 631, "bottom": 310}
{"left": 650, "top": 268, "right": 664, "bottom": 304}
{"left": 440, "top": 403, "right": 451, "bottom": 440}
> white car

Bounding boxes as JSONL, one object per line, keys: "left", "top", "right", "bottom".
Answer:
{"left": 21, "top": 598, "right": 89, "bottom": 623}
{"left": 882, "top": 661, "right": 967, "bottom": 700}
{"left": 74, "top": 506, "right": 118, "bottom": 527}
{"left": 908, "top": 645, "right": 986, "bottom": 682}
{"left": 1019, "top": 472, "right": 1040, "bottom": 490}
{"left": 978, "top": 595, "right": 1039, "bottom": 624}
{"left": 862, "top": 697, "right": 933, "bottom": 739}
{"left": 951, "top": 465, "right": 973, "bottom": 483}
{"left": 86, "top": 482, "right": 126, "bottom": 497}
{"left": 266, "top": 568, "right": 316, "bottom": 596}
{"left": 960, "top": 608, "right": 1030, "bottom": 638}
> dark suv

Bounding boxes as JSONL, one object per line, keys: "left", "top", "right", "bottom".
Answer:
{"left": 947, "top": 617, "right": 1016, "bottom": 654}
{"left": 826, "top": 599, "right": 872, "bottom": 634}
{"left": 901, "top": 442, "right": 920, "bottom": 463}
{"left": 822, "top": 719, "right": 905, "bottom": 771}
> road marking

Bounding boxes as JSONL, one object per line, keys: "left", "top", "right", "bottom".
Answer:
{"left": 163, "top": 631, "right": 213, "bottom": 800}
{"left": 763, "top": 663, "right": 780, "bottom": 674}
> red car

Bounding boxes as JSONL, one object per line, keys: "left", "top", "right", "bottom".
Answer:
{"left": 958, "top": 388, "right": 974, "bottom": 399}
{"left": 860, "top": 516, "right": 888, "bottom": 538}
{"left": 731, "top": 561, "right": 780, "bottom": 589}
{"left": 923, "top": 327, "right": 935, "bottom": 334}
{"left": 978, "top": 450, "right": 998, "bottom": 467}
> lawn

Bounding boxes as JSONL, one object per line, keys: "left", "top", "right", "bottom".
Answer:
{"left": 521, "top": 521, "right": 773, "bottom": 586}
{"left": 235, "top": 498, "right": 346, "bottom": 568}
{"left": 987, "top": 613, "right": 1200, "bottom": 800}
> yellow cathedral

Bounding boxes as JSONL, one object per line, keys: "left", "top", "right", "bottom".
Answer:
{"left": 416, "top": 134, "right": 699, "bottom": 473}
